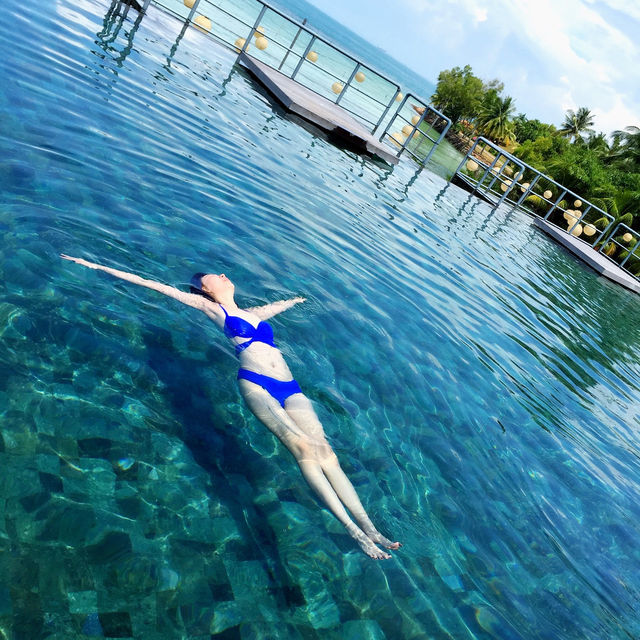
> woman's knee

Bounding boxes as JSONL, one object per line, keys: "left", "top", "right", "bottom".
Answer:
{"left": 293, "top": 438, "right": 336, "bottom": 463}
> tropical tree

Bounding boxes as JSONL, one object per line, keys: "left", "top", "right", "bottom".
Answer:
{"left": 589, "top": 188, "right": 639, "bottom": 237}
{"left": 513, "top": 114, "right": 556, "bottom": 143}
{"left": 475, "top": 94, "right": 516, "bottom": 144}
{"left": 544, "top": 144, "right": 611, "bottom": 196}
{"left": 430, "top": 65, "right": 484, "bottom": 127}
{"left": 585, "top": 132, "right": 610, "bottom": 157}
{"left": 512, "top": 134, "right": 569, "bottom": 174}
{"left": 558, "top": 107, "right": 595, "bottom": 143}
{"left": 609, "top": 126, "right": 640, "bottom": 169}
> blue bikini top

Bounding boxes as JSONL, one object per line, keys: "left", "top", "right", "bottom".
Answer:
{"left": 221, "top": 305, "right": 277, "bottom": 356}
{"left": 189, "top": 273, "right": 277, "bottom": 357}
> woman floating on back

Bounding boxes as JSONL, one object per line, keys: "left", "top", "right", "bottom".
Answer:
{"left": 61, "top": 255, "right": 401, "bottom": 559}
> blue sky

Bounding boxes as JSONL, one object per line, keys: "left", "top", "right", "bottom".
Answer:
{"left": 306, "top": 0, "right": 640, "bottom": 137}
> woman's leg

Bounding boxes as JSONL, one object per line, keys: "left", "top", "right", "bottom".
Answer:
{"left": 296, "top": 458, "right": 391, "bottom": 559}
{"left": 321, "top": 460, "right": 400, "bottom": 550}
{"left": 239, "top": 382, "right": 393, "bottom": 558}
{"left": 284, "top": 394, "right": 401, "bottom": 551}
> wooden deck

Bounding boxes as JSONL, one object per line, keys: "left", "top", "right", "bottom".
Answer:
{"left": 237, "top": 53, "right": 399, "bottom": 165}
{"left": 534, "top": 218, "right": 640, "bottom": 294}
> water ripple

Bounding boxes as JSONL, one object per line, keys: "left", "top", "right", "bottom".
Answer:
{"left": 2, "top": 0, "right": 640, "bottom": 638}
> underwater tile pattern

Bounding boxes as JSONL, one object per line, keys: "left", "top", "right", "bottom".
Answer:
{"left": 1, "top": 0, "right": 640, "bottom": 638}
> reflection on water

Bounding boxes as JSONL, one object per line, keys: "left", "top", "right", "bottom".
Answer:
{"left": 1, "top": 0, "right": 640, "bottom": 639}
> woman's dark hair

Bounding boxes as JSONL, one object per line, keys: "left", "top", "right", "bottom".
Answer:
{"left": 190, "top": 272, "right": 217, "bottom": 302}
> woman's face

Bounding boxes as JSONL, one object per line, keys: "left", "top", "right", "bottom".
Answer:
{"left": 201, "top": 273, "right": 234, "bottom": 301}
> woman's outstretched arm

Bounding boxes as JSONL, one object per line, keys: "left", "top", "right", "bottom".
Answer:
{"left": 246, "top": 297, "right": 306, "bottom": 320}
{"left": 60, "top": 254, "right": 216, "bottom": 313}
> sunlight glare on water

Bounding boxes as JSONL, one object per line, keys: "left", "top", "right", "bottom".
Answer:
{"left": 1, "top": 0, "right": 640, "bottom": 638}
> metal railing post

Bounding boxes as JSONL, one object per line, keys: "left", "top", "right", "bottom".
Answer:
{"left": 498, "top": 166, "right": 524, "bottom": 205}
{"left": 422, "top": 117, "right": 451, "bottom": 165}
{"left": 452, "top": 137, "right": 480, "bottom": 177}
{"left": 596, "top": 219, "right": 617, "bottom": 251}
{"left": 278, "top": 18, "right": 307, "bottom": 71}
{"left": 544, "top": 189, "right": 567, "bottom": 219}
{"left": 400, "top": 105, "right": 426, "bottom": 157}
{"left": 515, "top": 173, "right": 541, "bottom": 207}
{"left": 291, "top": 36, "right": 315, "bottom": 80}
{"left": 241, "top": 4, "right": 268, "bottom": 54}
{"left": 379, "top": 93, "right": 407, "bottom": 144}
{"left": 475, "top": 141, "right": 501, "bottom": 194}
{"left": 335, "top": 63, "right": 359, "bottom": 105}
{"left": 485, "top": 148, "right": 509, "bottom": 192}
{"left": 620, "top": 235, "right": 640, "bottom": 268}
{"left": 185, "top": 0, "right": 203, "bottom": 24}
{"left": 373, "top": 89, "right": 402, "bottom": 135}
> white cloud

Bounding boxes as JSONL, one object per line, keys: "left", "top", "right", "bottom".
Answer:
{"left": 336, "top": 0, "right": 640, "bottom": 134}
{"left": 593, "top": 95, "right": 640, "bottom": 137}
{"left": 446, "top": 0, "right": 640, "bottom": 133}
{"left": 472, "top": 6, "right": 488, "bottom": 23}
{"left": 399, "top": 0, "right": 486, "bottom": 25}
{"left": 585, "top": 0, "right": 640, "bottom": 22}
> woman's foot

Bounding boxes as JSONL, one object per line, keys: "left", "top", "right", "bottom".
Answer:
{"left": 356, "top": 535, "right": 392, "bottom": 560}
{"left": 366, "top": 530, "right": 402, "bottom": 550}
{"left": 349, "top": 527, "right": 392, "bottom": 559}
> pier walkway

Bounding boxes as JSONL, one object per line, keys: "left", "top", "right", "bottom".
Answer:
{"left": 534, "top": 219, "right": 640, "bottom": 293}
{"left": 450, "top": 137, "right": 640, "bottom": 295}
{"left": 140, "top": 0, "right": 451, "bottom": 168}
{"left": 238, "top": 54, "right": 399, "bottom": 165}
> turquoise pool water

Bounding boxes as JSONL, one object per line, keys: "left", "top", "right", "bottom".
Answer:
{"left": 2, "top": 1, "right": 640, "bottom": 639}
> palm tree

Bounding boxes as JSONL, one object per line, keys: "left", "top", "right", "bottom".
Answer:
{"left": 589, "top": 187, "right": 639, "bottom": 242}
{"left": 609, "top": 125, "right": 640, "bottom": 168}
{"left": 585, "top": 131, "right": 610, "bottom": 157}
{"left": 476, "top": 94, "right": 516, "bottom": 144}
{"left": 558, "top": 107, "right": 595, "bottom": 142}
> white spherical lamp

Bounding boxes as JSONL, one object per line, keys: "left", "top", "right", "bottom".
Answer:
{"left": 255, "top": 36, "right": 268, "bottom": 50}
{"left": 235, "top": 37, "right": 248, "bottom": 52}
{"left": 543, "top": 190, "right": 553, "bottom": 199}
{"left": 331, "top": 82, "right": 343, "bottom": 94}
{"left": 402, "top": 124, "right": 413, "bottom": 137}
{"left": 623, "top": 232, "right": 633, "bottom": 243}
{"left": 411, "top": 114, "right": 420, "bottom": 126}
{"left": 583, "top": 224, "right": 597, "bottom": 237}
{"left": 194, "top": 15, "right": 211, "bottom": 31}
{"left": 254, "top": 26, "right": 265, "bottom": 37}
{"left": 520, "top": 182, "right": 530, "bottom": 193}
{"left": 306, "top": 51, "right": 318, "bottom": 63}
{"left": 570, "top": 224, "right": 583, "bottom": 237}
{"left": 574, "top": 199, "right": 582, "bottom": 208}
{"left": 396, "top": 93, "right": 403, "bottom": 102}
{"left": 390, "top": 132, "right": 406, "bottom": 146}
{"left": 466, "top": 159, "right": 479, "bottom": 172}
{"left": 184, "top": 0, "right": 195, "bottom": 7}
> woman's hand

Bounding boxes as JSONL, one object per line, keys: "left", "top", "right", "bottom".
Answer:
{"left": 60, "top": 254, "right": 97, "bottom": 269}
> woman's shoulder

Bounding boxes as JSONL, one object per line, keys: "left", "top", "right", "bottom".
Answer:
{"left": 201, "top": 299, "right": 225, "bottom": 323}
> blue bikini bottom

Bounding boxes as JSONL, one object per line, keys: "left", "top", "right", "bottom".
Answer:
{"left": 237, "top": 369, "right": 302, "bottom": 408}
